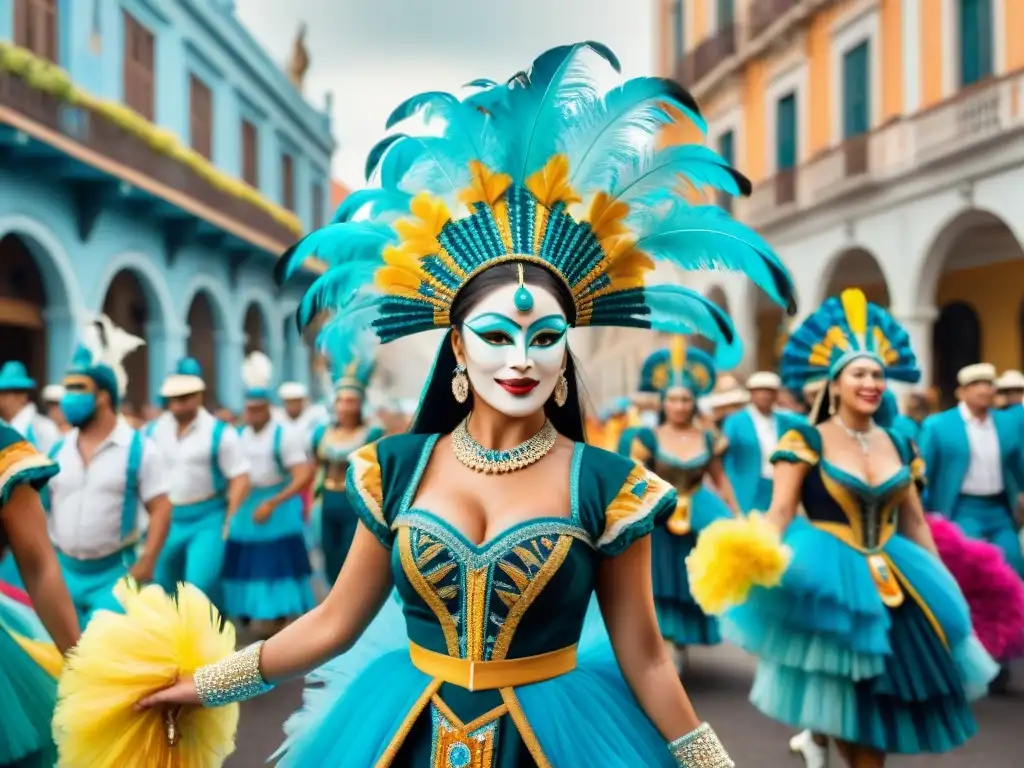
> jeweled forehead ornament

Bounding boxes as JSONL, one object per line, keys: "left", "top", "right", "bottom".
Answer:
{"left": 276, "top": 42, "right": 797, "bottom": 369}
{"left": 513, "top": 263, "right": 534, "bottom": 313}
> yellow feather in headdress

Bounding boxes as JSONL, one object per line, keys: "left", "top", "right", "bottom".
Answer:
{"left": 525, "top": 154, "right": 582, "bottom": 208}
{"left": 840, "top": 288, "right": 868, "bottom": 338}
{"left": 53, "top": 582, "right": 239, "bottom": 767}
{"left": 459, "top": 160, "right": 512, "bottom": 207}
{"left": 669, "top": 335, "right": 687, "bottom": 374}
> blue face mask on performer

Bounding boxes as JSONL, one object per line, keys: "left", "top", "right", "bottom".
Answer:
{"left": 61, "top": 392, "right": 97, "bottom": 427}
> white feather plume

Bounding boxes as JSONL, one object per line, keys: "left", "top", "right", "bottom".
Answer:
{"left": 80, "top": 314, "right": 145, "bottom": 397}
{"left": 242, "top": 350, "right": 274, "bottom": 390}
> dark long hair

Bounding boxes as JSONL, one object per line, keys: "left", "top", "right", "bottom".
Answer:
{"left": 410, "top": 262, "right": 587, "bottom": 442}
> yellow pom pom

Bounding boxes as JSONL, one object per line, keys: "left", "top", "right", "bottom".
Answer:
{"left": 685, "top": 513, "right": 792, "bottom": 615}
{"left": 53, "top": 582, "right": 239, "bottom": 768}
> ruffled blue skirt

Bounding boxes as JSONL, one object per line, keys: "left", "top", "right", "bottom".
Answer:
{"left": 0, "top": 593, "right": 57, "bottom": 767}
{"left": 724, "top": 518, "right": 998, "bottom": 754}
{"left": 222, "top": 486, "right": 314, "bottom": 621}
{"left": 276, "top": 596, "right": 677, "bottom": 767}
{"left": 652, "top": 486, "right": 733, "bottom": 645}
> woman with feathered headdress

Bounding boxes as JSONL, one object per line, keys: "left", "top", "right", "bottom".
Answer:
{"left": 306, "top": 328, "right": 385, "bottom": 587}
{"left": 221, "top": 351, "right": 317, "bottom": 634}
{"left": 618, "top": 337, "right": 741, "bottom": 673}
{"left": 56, "top": 42, "right": 798, "bottom": 767}
{"left": 687, "top": 289, "right": 997, "bottom": 767}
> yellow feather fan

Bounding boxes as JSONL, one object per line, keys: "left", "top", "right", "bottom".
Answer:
{"left": 53, "top": 582, "right": 238, "bottom": 768}
{"left": 685, "top": 513, "right": 792, "bottom": 615}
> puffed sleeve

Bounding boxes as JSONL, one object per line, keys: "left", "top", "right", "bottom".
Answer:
{"left": 0, "top": 425, "right": 58, "bottom": 505}
{"left": 579, "top": 446, "right": 677, "bottom": 558}
{"left": 346, "top": 440, "right": 389, "bottom": 545}
{"left": 770, "top": 422, "right": 821, "bottom": 466}
{"left": 617, "top": 426, "right": 656, "bottom": 466}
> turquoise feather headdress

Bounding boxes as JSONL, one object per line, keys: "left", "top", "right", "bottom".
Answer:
{"left": 321, "top": 324, "right": 376, "bottom": 394}
{"left": 779, "top": 288, "right": 920, "bottom": 390}
{"left": 277, "top": 43, "right": 797, "bottom": 369}
{"left": 639, "top": 336, "right": 717, "bottom": 397}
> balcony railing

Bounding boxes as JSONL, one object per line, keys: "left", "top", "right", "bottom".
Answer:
{"left": 0, "top": 71, "right": 297, "bottom": 249}
{"left": 748, "top": 0, "right": 802, "bottom": 42}
{"left": 677, "top": 23, "right": 737, "bottom": 88}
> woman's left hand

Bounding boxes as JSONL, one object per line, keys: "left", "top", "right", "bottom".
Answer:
{"left": 135, "top": 674, "right": 201, "bottom": 710}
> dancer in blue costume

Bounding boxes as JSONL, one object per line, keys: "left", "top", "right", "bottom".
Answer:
{"left": 0, "top": 422, "right": 79, "bottom": 767}
{"left": 222, "top": 352, "right": 316, "bottom": 628}
{"left": 697, "top": 288, "right": 996, "bottom": 767}
{"left": 105, "top": 42, "right": 800, "bottom": 767}
{"left": 309, "top": 339, "right": 385, "bottom": 586}
{"left": 619, "top": 337, "right": 739, "bottom": 664}
{"left": 721, "top": 370, "right": 787, "bottom": 512}
{"left": 919, "top": 362, "right": 1024, "bottom": 577}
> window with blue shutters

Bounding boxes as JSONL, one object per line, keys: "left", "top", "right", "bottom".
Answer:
{"left": 775, "top": 92, "right": 797, "bottom": 171}
{"left": 717, "top": 0, "right": 734, "bottom": 28}
{"left": 842, "top": 41, "right": 870, "bottom": 138}
{"left": 672, "top": 1, "right": 685, "bottom": 62}
{"left": 717, "top": 130, "right": 735, "bottom": 211}
{"left": 959, "top": 0, "right": 993, "bottom": 87}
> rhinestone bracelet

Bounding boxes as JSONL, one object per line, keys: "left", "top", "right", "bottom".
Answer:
{"left": 194, "top": 641, "right": 274, "bottom": 707}
{"left": 668, "top": 722, "right": 735, "bottom": 767}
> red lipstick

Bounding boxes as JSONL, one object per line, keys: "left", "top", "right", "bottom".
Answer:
{"left": 496, "top": 378, "right": 539, "bottom": 396}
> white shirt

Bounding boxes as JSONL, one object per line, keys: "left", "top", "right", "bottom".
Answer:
{"left": 958, "top": 402, "right": 1004, "bottom": 495}
{"left": 149, "top": 409, "right": 250, "bottom": 505}
{"left": 10, "top": 403, "right": 61, "bottom": 455}
{"left": 281, "top": 404, "right": 331, "bottom": 441}
{"left": 747, "top": 405, "right": 778, "bottom": 479}
{"left": 50, "top": 418, "right": 169, "bottom": 559}
{"left": 241, "top": 420, "right": 308, "bottom": 488}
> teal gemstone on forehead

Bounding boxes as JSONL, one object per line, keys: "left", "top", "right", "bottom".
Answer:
{"left": 514, "top": 284, "right": 535, "bottom": 312}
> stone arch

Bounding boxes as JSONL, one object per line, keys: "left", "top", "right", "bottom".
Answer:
{"left": 243, "top": 303, "right": 269, "bottom": 355}
{"left": 101, "top": 272, "right": 151, "bottom": 410}
{"left": 818, "top": 246, "right": 891, "bottom": 308}
{"left": 933, "top": 302, "right": 982, "bottom": 409}
{"left": 0, "top": 215, "right": 86, "bottom": 385}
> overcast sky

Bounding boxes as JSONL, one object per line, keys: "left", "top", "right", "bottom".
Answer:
{"left": 234, "top": 0, "right": 654, "bottom": 188}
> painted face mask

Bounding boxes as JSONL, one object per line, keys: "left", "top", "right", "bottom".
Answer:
{"left": 460, "top": 280, "right": 569, "bottom": 418}
{"left": 61, "top": 392, "right": 97, "bottom": 427}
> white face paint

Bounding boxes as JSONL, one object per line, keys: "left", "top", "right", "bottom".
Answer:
{"left": 459, "top": 281, "right": 569, "bottom": 418}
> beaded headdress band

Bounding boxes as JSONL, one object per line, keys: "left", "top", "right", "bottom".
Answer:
{"left": 639, "top": 336, "right": 717, "bottom": 397}
{"left": 277, "top": 42, "right": 797, "bottom": 369}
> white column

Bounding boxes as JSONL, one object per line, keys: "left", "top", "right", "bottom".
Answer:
{"left": 890, "top": 306, "right": 938, "bottom": 390}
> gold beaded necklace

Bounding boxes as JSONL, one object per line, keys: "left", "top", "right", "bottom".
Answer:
{"left": 451, "top": 417, "right": 558, "bottom": 474}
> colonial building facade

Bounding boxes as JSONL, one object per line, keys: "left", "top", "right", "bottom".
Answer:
{"left": 0, "top": 0, "right": 333, "bottom": 410}
{"left": 596, "top": 0, "right": 1024, "bottom": 407}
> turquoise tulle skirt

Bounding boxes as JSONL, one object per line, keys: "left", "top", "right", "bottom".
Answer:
{"left": 724, "top": 517, "right": 998, "bottom": 754}
{"left": 652, "top": 486, "right": 732, "bottom": 645}
{"left": 276, "top": 595, "right": 677, "bottom": 767}
{"left": 0, "top": 592, "right": 57, "bottom": 767}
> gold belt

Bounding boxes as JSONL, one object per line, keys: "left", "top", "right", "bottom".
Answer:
{"left": 666, "top": 492, "right": 693, "bottom": 535}
{"left": 408, "top": 642, "right": 577, "bottom": 691}
{"left": 812, "top": 521, "right": 904, "bottom": 607}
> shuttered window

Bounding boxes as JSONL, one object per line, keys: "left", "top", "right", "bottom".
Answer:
{"left": 716, "top": 0, "right": 734, "bottom": 28}
{"left": 717, "top": 129, "right": 735, "bottom": 212}
{"left": 189, "top": 75, "right": 213, "bottom": 160}
{"left": 123, "top": 12, "right": 155, "bottom": 120}
{"left": 842, "top": 41, "right": 870, "bottom": 138}
{"left": 281, "top": 154, "right": 295, "bottom": 211}
{"left": 311, "top": 182, "right": 324, "bottom": 229}
{"left": 241, "top": 120, "right": 259, "bottom": 187}
{"left": 13, "top": 0, "right": 59, "bottom": 63}
{"left": 959, "top": 0, "right": 993, "bottom": 87}
{"left": 775, "top": 92, "right": 797, "bottom": 171}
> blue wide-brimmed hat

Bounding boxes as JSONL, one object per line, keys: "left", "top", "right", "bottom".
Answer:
{"left": 0, "top": 361, "right": 37, "bottom": 391}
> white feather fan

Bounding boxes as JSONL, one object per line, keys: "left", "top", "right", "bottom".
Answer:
{"left": 80, "top": 314, "right": 146, "bottom": 397}
{"left": 242, "top": 350, "right": 274, "bottom": 391}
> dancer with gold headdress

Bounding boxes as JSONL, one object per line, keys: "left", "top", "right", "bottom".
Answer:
{"left": 688, "top": 288, "right": 996, "bottom": 767}
{"left": 619, "top": 338, "right": 740, "bottom": 670}
{"left": 55, "top": 42, "right": 798, "bottom": 767}
{"left": 309, "top": 335, "right": 385, "bottom": 586}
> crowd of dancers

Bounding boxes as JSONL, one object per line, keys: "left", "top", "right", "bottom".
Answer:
{"left": 0, "top": 41, "right": 1022, "bottom": 768}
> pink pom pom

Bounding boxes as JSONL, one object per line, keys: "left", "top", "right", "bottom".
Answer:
{"left": 926, "top": 514, "right": 1024, "bottom": 660}
{"left": 0, "top": 579, "right": 32, "bottom": 608}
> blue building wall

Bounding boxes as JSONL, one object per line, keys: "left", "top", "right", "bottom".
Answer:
{"left": 0, "top": 0, "right": 335, "bottom": 409}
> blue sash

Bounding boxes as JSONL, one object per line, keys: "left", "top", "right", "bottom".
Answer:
{"left": 26, "top": 421, "right": 37, "bottom": 449}
{"left": 211, "top": 420, "right": 228, "bottom": 496}
{"left": 272, "top": 423, "right": 287, "bottom": 477}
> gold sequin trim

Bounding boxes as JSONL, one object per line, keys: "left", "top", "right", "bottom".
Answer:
{"left": 499, "top": 687, "right": 552, "bottom": 768}
{"left": 599, "top": 463, "right": 673, "bottom": 549}
{"left": 398, "top": 527, "right": 460, "bottom": 656}
{"left": 349, "top": 442, "right": 385, "bottom": 528}
{"left": 773, "top": 429, "right": 819, "bottom": 465}
{"left": 375, "top": 678, "right": 443, "bottom": 768}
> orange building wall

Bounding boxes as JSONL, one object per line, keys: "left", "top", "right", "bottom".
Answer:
{"left": 806, "top": 11, "right": 832, "bottom": 156}
{"left": 742, "top": 58, "right": 767, "bottom": 182}
{"left": 880, "top": 0, "right": 903, "bottom": 120}
{"left": 691, "top": 0, "right": 707, "bottom": 48}
{"left": 937, "top": 261, "right": 1024, "bottom": 371}
{"left": 919, "top": 1, "right": 943, "bottom": 107}
{"left": 1005, "top": 0, "right": 1024, "bottom": 71}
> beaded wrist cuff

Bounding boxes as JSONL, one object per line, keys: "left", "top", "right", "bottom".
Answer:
{"left": 194, "top": 641, "right": 274, "bottom": 707}
{"left": 668, "top": 722, "right": 734, "bottom": 767}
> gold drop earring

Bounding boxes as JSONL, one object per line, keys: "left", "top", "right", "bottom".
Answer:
{"left": 452, "top": 364, "right": 469, "bottom": 403}
{"left": 828, "top": 389, "right": 837, "bottom": 416}
{"left": 554, "top": 370, "right": 569, "bottom": 407}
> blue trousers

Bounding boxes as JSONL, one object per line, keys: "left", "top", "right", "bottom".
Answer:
{"left": 57, "top": 548, "right": 133, "bottom": 627}
{"left": 952, "top": 493, "right": 1024, "bottom": 577}
{"left": 154, "top": 497, "right": 227, "bottom": 606}
{"left": 752, "top": 476, "right": 774, "bottom": 512}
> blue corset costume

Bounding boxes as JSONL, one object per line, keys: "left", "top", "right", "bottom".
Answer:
{"left": 724, "top": 422, "right": 997, "bottom": 754}
{"left": 620, "top": 427, "right": 733, "bottom": 646}
{"left": 277, "top": 433, "right": 684, "bottom": 768}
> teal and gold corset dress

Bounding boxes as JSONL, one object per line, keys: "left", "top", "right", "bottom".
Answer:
{"left": 0, "top": 422, "right": 61, "bottom": 767}
{"left": 618, "top": 426, "right": 733, "bottom": 646}
{"left": 311, "top": 423, "right": 385, "bottom": 584}
{"left": 278, "top": 432, "right": 685, "bottom": 768}
{"left": 722, "top": 420, "right": 997, "bottom": 754}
